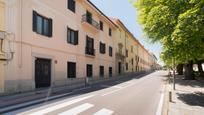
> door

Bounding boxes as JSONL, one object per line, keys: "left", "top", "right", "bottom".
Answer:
{"left": 35, "top": 58, "right": 51, "bottom": 88}
{"left": 67, "top": 62, "right": 76, "bottom": 78}
{"left": 86, "top": 11, "right": 92, "bottom": 24}
{"left": 118, "top": 62, "right": 121, "bottom": 74}
{"left": 87, "top": 64, "right": 93, "bottom": 77}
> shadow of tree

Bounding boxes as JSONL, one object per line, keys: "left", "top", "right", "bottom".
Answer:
{"left": 177, "top": 92, "right": 204, "bottom": 107}
{"left": 175, "top": 78, "right": 204, "bottom": 88}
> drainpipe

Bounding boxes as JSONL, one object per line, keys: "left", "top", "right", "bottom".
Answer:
{"left": 18, "top": 0, "right": 23, "bottom": 68}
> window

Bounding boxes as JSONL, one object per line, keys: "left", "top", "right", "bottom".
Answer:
{"left": 68, "top": 0, "right": 75, "bottom": 12}
{"left": 100, "top": 42, "right": 106, "bottom": 54}
{"left": 67, "top": 27, "right": 78, "bottom": 45}
{"left": 86, "top": 36, "right": 95, "bottom": 55}
{"left": 109, "top": 67, "right": 112, "bottom": 77}
{"left": 33, "top": 11, "right": 52, "bottom": 37}
{"left": 99, "top": 21, "right": 103, "bottom": 31}
{"left": 109, "top": 46, "right": 113, "bottom": 57}
{"left": 67, "top": 62, "right": 76, "bottom": 78}
{"left": 109, "top": 28, "right": 112, "bottom": 36}
{"left": 126, "top": 63, "right": 128, "bottom": 70}
{"left": 99, "top": 66, "right": 104, "bottom": 77}
{"left": 126, "top": 49, "right": 128, "bottom": 57}
{"left": 131, "top": 46, "right": 133, "bottom": 53}
{"left": 87, "top": 64, "right": 93, "bottom": 77}
{"left": 132, "top": 58, "right": 134, "bottom": 65}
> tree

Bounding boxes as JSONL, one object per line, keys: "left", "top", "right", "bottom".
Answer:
{"left": 134, "top": 0, "right": 204, "bottom": 79}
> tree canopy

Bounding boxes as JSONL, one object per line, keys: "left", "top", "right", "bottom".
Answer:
{"left": 134, "top": 0, "right": 204, "bottom": 66}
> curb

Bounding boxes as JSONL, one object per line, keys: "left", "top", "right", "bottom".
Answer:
{"left": 0, "top": 92, "right": 75, "bottom": 114}
{"left": 162, "top": 81, "right": 170, "bottom": 115}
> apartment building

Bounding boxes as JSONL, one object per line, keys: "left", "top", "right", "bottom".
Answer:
{"left": 113, "top": 19, "right": 157, "bottom": 74}
{"left": 0, "top": 0, "right": 158, "bottom": 94}
{"left": 113, "top": 19, "right": 145, "bottom": 74}
{"left": 0, "top": 0, "right": 117, "bottom": 94}
{"left": 0, "top": 0, "right": 5, "bottom": 93}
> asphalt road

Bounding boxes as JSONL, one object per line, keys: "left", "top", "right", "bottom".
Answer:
{"left": 4, "top": 71, "right": 167, "bottom": 115}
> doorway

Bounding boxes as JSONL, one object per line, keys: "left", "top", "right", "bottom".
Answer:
{"left": 35, "top": 58, "right": 51, "bottom": 88}
{"left": 118, "top": 62, "right": 121, "bottom": 74}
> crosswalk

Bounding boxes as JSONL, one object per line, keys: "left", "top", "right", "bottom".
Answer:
{"left": 58, "top": 103, "right": 94, "bottom": 115}
{"left": 57, "top": 103, "right": 113, "bottom": 115}
{"left": 15, "top": 95, "right": 114, "bottom": 115}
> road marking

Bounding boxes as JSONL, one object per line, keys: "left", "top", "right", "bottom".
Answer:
{"left": 101, "top": 88, "right": 122, "bottom": 96}
{"left": 93, "top": 108, "right": 114, "bottom": 115}
{"left": 156, "top": 86, "right": 165, "bottom": 115}
{"left": 58, "top": 103, "right": 94, "bottom": 115}
{"left": 113, "top": 86, "right": 122, "bottom": 89}
{"left": 101, "top": 83, "right": 135, "bottom": 96}
{"left": 100, "top": 85, "right": 122, "bottom": 89}
{"left": 28, "top": 95, "right": 94, "bottom": 115}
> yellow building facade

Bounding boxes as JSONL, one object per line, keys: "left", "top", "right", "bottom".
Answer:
{"left": 113, "top": 19, "right": 157, "bottom": 74}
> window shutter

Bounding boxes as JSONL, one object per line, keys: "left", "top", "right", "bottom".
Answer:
{"left": 48, "top": 19, "right": 52, "bottom": 37}
{"left": 74, "top": 31, "right": 78, "bottom": 45}
{"left": 67, "top": 27, "right": 69, "bottom": 43}
{"left": 104, "top": 44, "right": 106, "bottom": 53}
{"left": 32, "top": 11, "right": 37, "bottom": 32}
{"left": 100, "top": 42, "right": 102, "bottom": 53}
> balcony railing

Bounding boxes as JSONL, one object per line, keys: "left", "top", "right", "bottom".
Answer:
{"left": 85, "top": 47, "right": 95, "bottom": 56}
{"left": 82, "top": 14, "right": 100, "bottom": 30}
{"left": 116, "top": 52, "right": 125, "bottom": 60}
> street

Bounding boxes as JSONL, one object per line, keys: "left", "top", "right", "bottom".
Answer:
{"left": 4, "top": 71, "right": 167, "bottom": 115}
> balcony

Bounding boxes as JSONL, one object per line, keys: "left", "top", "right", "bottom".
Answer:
{"left": 81, "top": 14, "right": 100, "bottom": 32}
{"left": 85, "top": 47, "right": 95, "bottom": 57}
{"left": 116, "top": 52, "right": 125, "bottom": 61}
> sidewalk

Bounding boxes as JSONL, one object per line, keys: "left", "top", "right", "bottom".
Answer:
{"left": 167, "top": 75, "right": 204, "bottom": 115}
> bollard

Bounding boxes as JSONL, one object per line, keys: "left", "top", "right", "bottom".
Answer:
{"left": 169, "top": 91, "right": 172, "bottom": 102}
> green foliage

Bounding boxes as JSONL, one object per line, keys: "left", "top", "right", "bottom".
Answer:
{"left": 134, "top": 0, "right": 204, "bottom": 66}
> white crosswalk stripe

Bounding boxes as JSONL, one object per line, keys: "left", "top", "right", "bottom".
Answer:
{"left": 28, "top": 95, "right": 94, "bottom": 115}
{"left": 58, "top": 103, "right": 94, "bottom": 115}
{"left": 93, "top": 108, "right": 114, "bottom": 115}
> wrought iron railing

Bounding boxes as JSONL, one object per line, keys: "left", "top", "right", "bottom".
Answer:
{"left": 85, "top": 47, "right": 95, "bottom": 56}
{"left": 82, "top": 14, "right": 100, "bottom": 30}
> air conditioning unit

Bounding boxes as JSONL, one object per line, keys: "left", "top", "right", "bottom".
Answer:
{"left": 0, "top": 31, "right": 5, "bottom": 40}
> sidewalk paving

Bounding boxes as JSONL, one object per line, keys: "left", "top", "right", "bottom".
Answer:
{"left": 167, "top": 75, "right": 204, "bottom": 115}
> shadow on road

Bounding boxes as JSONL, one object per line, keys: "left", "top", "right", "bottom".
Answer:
{"left": 177, "top": 92, "right": 204, "bottom": 107}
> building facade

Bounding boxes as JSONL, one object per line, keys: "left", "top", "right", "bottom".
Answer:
{"left": 0, "top": 0, "right": 158, "bottom": 94}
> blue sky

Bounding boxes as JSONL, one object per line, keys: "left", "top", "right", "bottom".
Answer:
{"left": 90, "top": 0, "right": 163, "bottom": 65}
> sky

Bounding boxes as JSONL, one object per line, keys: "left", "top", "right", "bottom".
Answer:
{"left": 90, "top": 0, "right": 163, "bottom": 65}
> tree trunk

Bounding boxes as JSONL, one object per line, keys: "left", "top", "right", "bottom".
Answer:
{"left": 176, "top": 64, "right": 183, "bottom": 75}
{"left": 184, "top": 61, "right": 195, "bottom": 80}
{"left": 197, "top": 61, "right": 204, "bottom": 77}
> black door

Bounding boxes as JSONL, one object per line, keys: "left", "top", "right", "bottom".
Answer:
{"left": 87, "top": 64, "right": 93, "bottom": 77}
{"left": 67, "top": 62, "right": 76, "bottom": 78}
{"left": 35, "top": 58, "right": 51, "bottom": 88}
{"left": 99, "top": 66, "right": 104, "bottom": 77}
{"left": 118, "top": 62, "right": 121, "bottom": 74}
{"left": 109, "top": 67, "right": 112, "bottom": 77}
